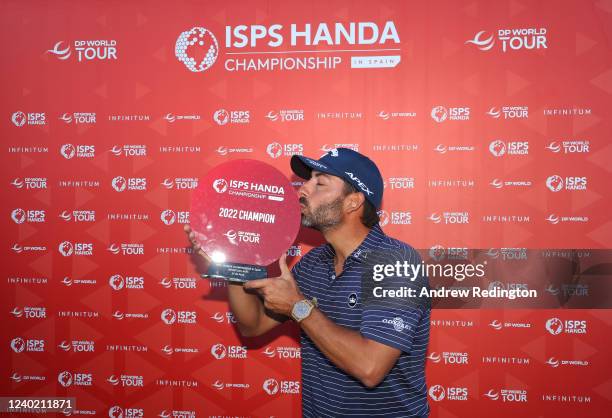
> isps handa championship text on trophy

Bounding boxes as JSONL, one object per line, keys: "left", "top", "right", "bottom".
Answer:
{"left": 189, "top": 159, "right": 301, "bottom": 283}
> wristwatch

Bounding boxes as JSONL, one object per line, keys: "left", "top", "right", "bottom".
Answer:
{"left": 291, "top": 298, "right": 317, "bottom": 323}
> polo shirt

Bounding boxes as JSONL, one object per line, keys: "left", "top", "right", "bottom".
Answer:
{"left": 292, "top": 224, "right": 430, "bottom": 417}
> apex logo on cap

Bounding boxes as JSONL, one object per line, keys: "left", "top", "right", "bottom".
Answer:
{"left": 345, "top": 172, "right": 373, "bottom": 196}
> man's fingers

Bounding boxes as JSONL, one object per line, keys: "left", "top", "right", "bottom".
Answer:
{"left": 278, "top": 253, "right": 291, "bottom": 277}
{"left": 198, "top": 249, "right": 211, "bottom": 263}
{"left": 244, "top": 278, "right": 271, "bottom": 290}
{"left": 183, "top": 225, "right": 211, "bottom": 262}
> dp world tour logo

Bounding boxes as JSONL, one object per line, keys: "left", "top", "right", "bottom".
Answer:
{"left": 465, "top": 31, "right": 495, "bottom": 51}
{"left": 175, "top": 27, "right": 219, "bottom": 72}
{"left": 47, "top": 41, "right": 72, "bottom": 60}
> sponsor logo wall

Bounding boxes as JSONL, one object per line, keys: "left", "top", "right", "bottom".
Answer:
{"left": 3, "top": 1, "right": 611, "bottom": 417}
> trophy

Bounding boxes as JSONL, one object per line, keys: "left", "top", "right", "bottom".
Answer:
{"left": 190, "top": 159, "right": 301, "bottom": 283}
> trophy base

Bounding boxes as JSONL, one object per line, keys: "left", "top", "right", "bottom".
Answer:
{"left": 201, "top": 262, "right": 267, "bottom": 284}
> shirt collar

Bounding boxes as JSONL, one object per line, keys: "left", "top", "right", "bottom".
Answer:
{"left": 319, "top": 224, "right": 386, "bottom": 264}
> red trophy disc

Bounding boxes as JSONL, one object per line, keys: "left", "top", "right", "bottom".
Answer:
{"left": 190, "top": 159, "right": 301, "bottom": 283}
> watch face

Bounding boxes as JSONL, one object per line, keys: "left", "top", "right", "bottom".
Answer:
{"left": 294, "top": 301, "right": 310, "bottom": 318}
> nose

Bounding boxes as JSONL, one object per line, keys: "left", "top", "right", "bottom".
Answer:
{"left": 298, "top": 177, "right": 313, "bottom": 200}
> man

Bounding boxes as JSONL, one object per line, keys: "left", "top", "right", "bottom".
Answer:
{"left": 186, "top": 148, "right": 430, "bottom": 417}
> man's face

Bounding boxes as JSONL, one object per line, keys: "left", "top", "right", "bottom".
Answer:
{"left": 298, "top": 171, "right": 347, "bottom": 231}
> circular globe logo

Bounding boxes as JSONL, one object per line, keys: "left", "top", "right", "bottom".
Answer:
{"left": 431, "top": 106, "right": 448, "bottom": 123}
{"left": 489, "top": 140, "right": 506, "bottom": 157}
{"left": 428, "top": 384, "right": 445, "bottom": 401}
{"left": 266, "top": 142, "right": 283, "bottom": 159}
{"left": 213, "top": 109, "right": 229, "bottom": 125}
{"left": 263, "top": 378, "right": 279, "bottom": 395}
{"left": 546, "top": 317, "right": 563, "bottom": 335}
{"left": 546, "top": 175, "right": 564, "bottom": 192}
{"left": 175, "top": 27, "right": 219, "bottom": 72}
{"left": 61, "top": 143, "right": 76, "bottom": 159}
{"left": 12, "top": 111, "right": 26, "bottom": 127}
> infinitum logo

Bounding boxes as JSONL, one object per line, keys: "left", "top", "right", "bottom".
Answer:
{"left": 466, "top": 28, "right": 547, "bottom": 52}
{"left": 47, "top": 40, "right": 118, "bottom": 62}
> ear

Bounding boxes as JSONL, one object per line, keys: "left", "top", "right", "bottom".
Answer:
{"left": 345, "top": 192, "right": 365, "bottom": 214}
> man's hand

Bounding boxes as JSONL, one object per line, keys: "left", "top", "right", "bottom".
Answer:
{"left": 184, "top": 225, "right": 285, "bottom": 337}
{"left": 243, "top": 254, "right": 304, "bottom": 317}
{"left": 184, "top": 224, "right": 211, "bottom": 263}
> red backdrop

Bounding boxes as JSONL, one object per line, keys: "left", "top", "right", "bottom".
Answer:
{"left": 2, "top": 0, "right": 612, "bottom": 417}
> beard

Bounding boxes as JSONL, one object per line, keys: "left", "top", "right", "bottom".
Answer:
{"left": 300, "top": 196, "right": 344, "bottom": 231}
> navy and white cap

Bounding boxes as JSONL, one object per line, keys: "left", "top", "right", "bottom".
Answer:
{"left": 290, "top": 147, "right": 384, "bottom": 209}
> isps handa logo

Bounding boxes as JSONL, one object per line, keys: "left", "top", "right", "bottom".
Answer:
{"left": 175, "top": 21, "right": 402, "bottom": 73}
{"left": 47, "top": 39, "right": 117, "bottom": 62}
